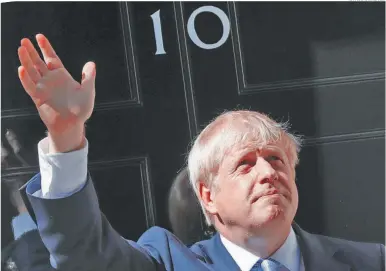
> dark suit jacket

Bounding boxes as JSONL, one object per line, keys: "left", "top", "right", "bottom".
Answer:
{"left": 26, "top": 173, "right": 385, "bottom": 271}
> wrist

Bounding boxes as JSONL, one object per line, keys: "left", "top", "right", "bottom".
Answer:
{"left": 48, "top": 124, "right": 86, "bottom": 153}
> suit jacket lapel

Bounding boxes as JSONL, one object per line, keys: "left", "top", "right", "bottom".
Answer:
{"left": 203, "top": 233, "right": 241, "bottom": 271}
{"left": 293, "top": 223, "right": 352, "bottom": 271}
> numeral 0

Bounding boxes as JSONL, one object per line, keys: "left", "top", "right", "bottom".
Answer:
{"left": 150, "top": 6, "right": 231, "bottom": 55}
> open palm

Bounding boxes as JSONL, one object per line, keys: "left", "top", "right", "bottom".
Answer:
{"left": 17, "top": 34, "right": 96, "bottom": 135}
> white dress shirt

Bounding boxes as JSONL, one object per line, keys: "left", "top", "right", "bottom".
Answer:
{"left": 36, "top": 137, "right": 305, "bottom": 271}
{"left": 221, "top": 229, "right": 305, "bottom": 271}
{"left": 37, "top": 137, "right": 88, "bottom": 199}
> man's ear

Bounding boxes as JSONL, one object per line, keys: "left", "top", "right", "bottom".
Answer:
{"left": 198, "top": 181, "right": 218, "bottom": 215}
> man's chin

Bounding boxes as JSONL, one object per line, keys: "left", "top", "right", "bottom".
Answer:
{"left": 252, "top": 204, "right": 286, "bottom": 227}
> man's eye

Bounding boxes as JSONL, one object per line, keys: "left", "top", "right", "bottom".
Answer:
{"left": 238, "top": 159, "right": 254, "bottom": 168}
{"left": 238, "top": 160, "right": 248, "bottom": 166}
{"left": 266, "top": 155, "right": 281, "bottom": 162}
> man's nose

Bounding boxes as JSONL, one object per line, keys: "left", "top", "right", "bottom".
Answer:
{"left": 255, "top": 157, "right": 277, "bottom": 185}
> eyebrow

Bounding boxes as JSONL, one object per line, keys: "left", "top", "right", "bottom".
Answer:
{"left": 237, "top": 144, "right": 285, "bottom": 159}
{"left": 231, "top": 147, "right": 259, "bottom": 164}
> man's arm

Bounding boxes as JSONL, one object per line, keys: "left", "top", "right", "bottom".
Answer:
{"left": 17, "top": 34, "right": 158, "bottom": 271}
{"left": 27, "top": 137, "right": 156, "bottom": 270}
{"left": 26, "top": 170, "right": 156, "bottom": 270}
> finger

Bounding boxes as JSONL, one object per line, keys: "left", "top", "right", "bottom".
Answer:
{"left": 18, "top": 46, "right": 41, "bottom": 83}
{"left": 46, "top": 58, "right": 64, "bottom": 71}
{"left": 35, "top": 33, "right": 64, "bottom": 69}
{"left": 34, "top": 65, "right": 43, "bottom": 77}
{"left": 81, "top": 61, "right": 96, "bottom": 91}
{"left": 21, "top": 38, "right": 49, "bottom": 76}
{"left": 18, "top": 66, "right": 37, "bottom": 98}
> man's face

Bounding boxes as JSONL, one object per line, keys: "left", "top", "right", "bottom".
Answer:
{"left": 208, "top": 138, "right": 298, "bottom": 235}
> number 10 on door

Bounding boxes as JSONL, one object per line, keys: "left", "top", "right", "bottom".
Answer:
{"left": 150, "top": 6, "right": 231, "bottom": 55}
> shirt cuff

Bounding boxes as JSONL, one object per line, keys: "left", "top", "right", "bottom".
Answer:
{"left": 38, "top": 137, "right": 88, "bottom": 199}
{"left": 11, "top": 212, "right": 37, "bottom": 240}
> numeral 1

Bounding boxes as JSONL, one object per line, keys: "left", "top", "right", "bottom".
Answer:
{"left": 150, "top": 10, "right": 166, "bottom": 55}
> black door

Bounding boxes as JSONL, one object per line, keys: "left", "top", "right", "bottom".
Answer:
{"left": 2, "top": 2, "right": 384, "bottom": 249}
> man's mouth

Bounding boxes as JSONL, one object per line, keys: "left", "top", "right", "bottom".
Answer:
{"left": 251, "top": 189, "right": 280, "bottom": 203}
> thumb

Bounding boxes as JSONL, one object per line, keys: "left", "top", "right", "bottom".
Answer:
{"left": 81, "top": 61, "right": 96, "bottom": 90}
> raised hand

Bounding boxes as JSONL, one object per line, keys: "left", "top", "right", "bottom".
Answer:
{"left": 17, "top": 34, "right": 96, "bottom": 152}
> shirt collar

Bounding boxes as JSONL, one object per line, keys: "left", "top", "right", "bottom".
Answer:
{"left": 220, "top": 227, "right": 300, "bottom": 271}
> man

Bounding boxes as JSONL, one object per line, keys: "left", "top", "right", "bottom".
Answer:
{"left": 1, "top": 141, "right": 51, "bottom": 271}
{"left": 1, "top": 198, "right": 52, "bottom": 271}
{"left": 17, "top": 34, "right": 384, "bottom": 271}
